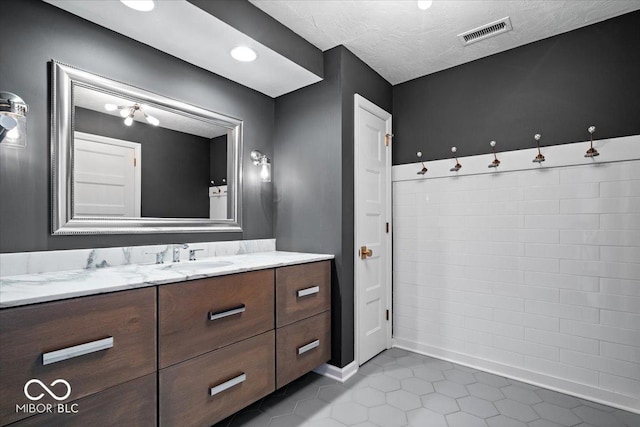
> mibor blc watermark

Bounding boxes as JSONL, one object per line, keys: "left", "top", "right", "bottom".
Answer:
{"left": 15, "top": 379, "right": 79, "bottom": 415}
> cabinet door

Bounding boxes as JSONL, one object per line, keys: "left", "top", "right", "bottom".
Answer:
{"left": 158, "top": 269, "right": 274, "bottom": 368}
{"left": 159, "top": 331, "right": 275, "bottom": 427}
{"left": 276, "top": 311, "right": 331, "bottom": 388}
{"left": 276, "top": 261, "right": 331, "bottom": 327}
{"left": 0, "top": 288, "right": 156, "bottom": 426}
{"left": 10, "top": 374, "right": 156, "bottom": 427}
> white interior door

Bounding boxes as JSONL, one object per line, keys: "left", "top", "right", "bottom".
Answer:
{"left": 354, "top": 94, "right": 392, "bottom": 365}
{"left": 73, "top": 132, "right": 141, "bottom": 217}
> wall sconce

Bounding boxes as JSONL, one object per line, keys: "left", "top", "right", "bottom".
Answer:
{"left": 250, "top": 150, "right": 271, "bottom": 182}
{"left": 0, "top": 92, "right": 28, "bottom": 148}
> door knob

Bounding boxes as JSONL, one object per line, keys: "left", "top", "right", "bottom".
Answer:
{"left": 360, "top": 245, "right": 373, "bottom": 260}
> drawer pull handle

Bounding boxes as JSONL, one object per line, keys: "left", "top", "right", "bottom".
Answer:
{"left": 209, "top": 373, "right": 246, "bottom": 397}
{"left": 42, "top": 337, "right": 114, "bottom": 366}
{"left": 298, "top": 339, "right": 320, "bottom": 355}
{"left": 297, "top": 286, "right": 320, "bottom": 298}
{"left": 209, "top": 304, "right": 246, "bottom": 321}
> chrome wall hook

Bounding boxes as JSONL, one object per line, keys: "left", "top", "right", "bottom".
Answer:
{"left": 533, "top": 134, "right": 545, "bottom": 163}
{"left": 450, "top": 147, "right": 462, "bottom": 172}
{"left": 416, "top": 151, "right": 427, "bottom": 175}
{"left": 584, "top": 125, "right": 599, "bottom": 158}
{"left": 488, "top": 140, "right": 500, "bottom": 168}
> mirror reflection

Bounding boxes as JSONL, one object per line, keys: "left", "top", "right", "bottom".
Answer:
{"left": 73, "top": 86, "right": 229, "bottom": 219}
{"left": 51, "top": 60, "right": 242, "bottom": 235}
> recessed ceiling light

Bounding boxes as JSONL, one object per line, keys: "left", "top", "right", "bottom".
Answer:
{"left": 417, "top": 0, "right": 433, "bottom": 10}
{"left": 120, "top": 0, "right": 155, "bottom": 12}
{"left": 230, "top": 46, "right": 257, "bottom": 62}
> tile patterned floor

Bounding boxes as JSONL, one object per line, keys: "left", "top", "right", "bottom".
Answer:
{"left": 215, "top": 348, "right": 640, "bottom": 427}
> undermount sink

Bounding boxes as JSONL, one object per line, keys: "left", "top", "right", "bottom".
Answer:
{"left": 161, "top": 260, "right": 234, "bottom": 271}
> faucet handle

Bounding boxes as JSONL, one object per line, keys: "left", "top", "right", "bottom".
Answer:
{"left": 145, "top": 250, "right": 165, "bottom": 264}
{"left": 189, "top": 248, "right": 205, "bottom": 261}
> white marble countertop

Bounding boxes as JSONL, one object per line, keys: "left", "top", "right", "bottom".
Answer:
{"left": 0, "top": 251, "right": 333, "bottom": 308}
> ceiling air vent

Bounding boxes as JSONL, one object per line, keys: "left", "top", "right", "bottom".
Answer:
{"left": 458, "top": 17, "right": 512, "bottom": 46}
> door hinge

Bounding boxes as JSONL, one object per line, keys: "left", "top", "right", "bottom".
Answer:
{"left": 386, "top": 309, "right": 390, "bottom": 321}
{"left": 385, "top": 133, "right": 393, "bottom": 147}
{"left": 386, "top": 222, "right": 389, "bottom": 233}
{"left": 133, "top": 157, "right": 137, "bottom": 167}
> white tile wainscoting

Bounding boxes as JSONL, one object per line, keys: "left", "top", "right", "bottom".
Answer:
{"left": 391, "top": 135, "right": 640, "bottom": 413}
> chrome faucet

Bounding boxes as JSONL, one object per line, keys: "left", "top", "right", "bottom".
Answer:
{"left": 173, "top": 244, "right": 189, "bottom": 262}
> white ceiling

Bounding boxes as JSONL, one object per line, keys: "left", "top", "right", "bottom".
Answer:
{"left": 249, "top": 0, "right": 640, "bottom": 85}
{"left": 74, "top": 86, "right": 228, "bottom": 139}
{"left": 44, "top": 0, "right": 322, "bottom": 97}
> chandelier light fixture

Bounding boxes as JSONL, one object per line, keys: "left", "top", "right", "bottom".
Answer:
{"left": 104, "top": 103, "right": 159, "bottom": 127}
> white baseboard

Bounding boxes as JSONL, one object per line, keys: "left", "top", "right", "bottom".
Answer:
{"left": 393, "top": 338, "right": 640, "bottom": 415}
{"left": 313, "top": 360, "right": 359, "bottom": 383}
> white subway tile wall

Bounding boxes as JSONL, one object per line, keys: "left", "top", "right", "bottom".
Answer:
{"left": 392, "top": 159, "right": 640, "bottom": 411}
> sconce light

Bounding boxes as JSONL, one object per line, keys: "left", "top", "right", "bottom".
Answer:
{"left": 250, "top": 150, "right": 271, "bottom": 182}
{"left": 104, "top": 103, "right": 159, "bottom": 127}
{"left": 0, "top": 92, "right": 28, "bottom": 148}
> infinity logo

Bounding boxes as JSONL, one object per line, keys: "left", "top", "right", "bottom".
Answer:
{"left": 24, "top": 379, "right": 72, "bottom": 401}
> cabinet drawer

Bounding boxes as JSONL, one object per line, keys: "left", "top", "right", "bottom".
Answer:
{"left": 158, "top": 269, "right": 274, "bottom": 368}
{"left": 276, "top": 261, "right": 330, "bottom": 327}
{"left": 10, "top": 373, "right": 156, "bottom": 427}
{"left": 0, "top": 288, "right": 156, "bottom": 426}
{"left": 276, "top": 311, "right": 331, "bottom": 388}
{"left": 159, "top": 331, "right": 275, "bottom": 427}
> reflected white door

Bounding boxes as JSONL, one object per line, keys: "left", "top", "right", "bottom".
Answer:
{"left": 73, "top": 132, "right": 141, "bottom": 217}
{"left": 354, "top": 94, "right": 392, "bottom": 365}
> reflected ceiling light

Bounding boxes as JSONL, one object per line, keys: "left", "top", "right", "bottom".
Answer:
{"left": 230, "top": 46, "right": 257, "bottom": 62}
{"left": 120, "top": 0, "right": 155, "bottom": 12}
{"left": 104, "top": 102, "right": 159, "bottom": 127}
{"left": 417, "top": 0, "right": 433, "bottom": 10}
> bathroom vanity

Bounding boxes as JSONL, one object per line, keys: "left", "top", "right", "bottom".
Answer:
{"left": 0, "top": 249, "right": 332, "bottom": 427}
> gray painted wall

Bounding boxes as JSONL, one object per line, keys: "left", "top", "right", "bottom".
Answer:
{"left": 393, "top": 10, "right": 640, "bottom": 164}
{"left": 0, "top": 0, "right": 274, "bottom": 253}
{"left": 76, "top": 108, "right": 211, "bottom": 218}
{"left": 275, "top": 46, "right": 391, "bottom": 368}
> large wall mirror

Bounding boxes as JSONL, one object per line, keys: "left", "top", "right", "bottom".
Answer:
{"left": 51, "top": 60, "right": 242, "bottom": 234}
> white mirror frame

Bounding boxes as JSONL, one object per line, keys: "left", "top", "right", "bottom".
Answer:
{"left": 51, "top": 60, "right": 243, "bottom": 235}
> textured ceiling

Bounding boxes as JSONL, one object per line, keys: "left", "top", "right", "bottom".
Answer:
{"left": 249, "top": 0, "right": 640, "bottom": 84}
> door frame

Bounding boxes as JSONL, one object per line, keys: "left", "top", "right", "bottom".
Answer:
{"left": 74, "top": 131, "right": 142, "bottom": 217}
{"left": 353, "top": 94, "right": 392, "bottom": 366}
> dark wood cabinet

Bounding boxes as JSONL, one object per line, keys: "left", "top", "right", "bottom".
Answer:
{"left": 0, "top": 260, "right": 331, "bottom": 427}
{"left": 0, "top": 288, "right": 156, "bottom": 426}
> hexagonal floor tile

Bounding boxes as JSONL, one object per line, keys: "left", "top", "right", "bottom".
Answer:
{"left": 305, "top": 418, "right": 348, "bottom": 427}
{"left": 368, "top": 374, "right": 401, "bottom": 393}
{"left": 421, "top": 393, "right": 460, "bottom": 414}
{"left": 260, "top": 393, "right": 297, "bottom": 417}
{"left": 535, "top": 389, "right": 581, "bottom": 409}
{"left": 331, "top": 402, "right": 368, "bottom": 425}
{"left": 444, "top": 369, "right": 477, "bottom": 385}
{"left": 446, "top": 411, "right": 489, "bottom": 427}
{"left": 400, "top": 377, "right": 434, "bottom": 396}
{"left": 226, "top": 409, "right": 272, "bottom": 427}
{"left": 294, "top": 397, "right": 332, "bottom": 421}
{"left": 501, "top": 385, "right": 543, "bottom": 405}
{"left": 486, "top": 414, "right": 528, "bottom": 427}
{"left": 318, "top": 384, "right": 352, "bottom": 404}
{"left": 396, "top": 356, "right": 424, "bottom": 369}
{"left": 433, "top": 380, "right": 469, "bottom": 398}
{"left": 384, "top": 366, "right": 414, "bottom": 380}
{"left": 267, "top": 413, "right": 306, "bottom": 427}
{"left": 528, "top": 419, "right": 565, "bottom": 427}
{"left": 474, "top": 372, "right": 510, "bottom": 387}
{"left": 423, "top": 359, "right": 454, "bottom": 371}
{"left": 386, "top": 390, "right": 422, "bottom": 411}
{"left": 406, "top": 408, "right": 447, "bottom": 427}
{"left": 467, "top": 382, "right": 505, "bottom": 402}
{"left": 613, "top": 409, "right": 640, "bottom": 427}
{"left": 412, "top": 366, "right": 445, "bottom": 382}
{"left": 494, "top": 399, "right": 540, "bottom": 423}
{"left": 533, "top": 402, "right": 582, "bottom": 426}
{"left": 368, "top": 404, "right": 408, "bottom": 427}
{"left": 352, "top": 387, "right": 386, "bottom": 408}
{"left": 457, "top": 395, "right": 499, "bottom": 418}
